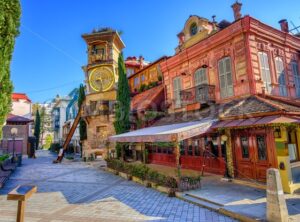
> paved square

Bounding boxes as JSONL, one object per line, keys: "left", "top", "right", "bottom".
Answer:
{"left": 0, "top": 151, "right": 236, "bottom": 221}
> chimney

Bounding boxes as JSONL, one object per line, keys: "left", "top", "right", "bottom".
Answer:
{"left": 279, "top": 19, "right": 289, "bottom": 32}
{"left": 231, "top": 1, "right": 242, "bottom": 21}
{"left": 139, "top": 56, "right": 144, "bottom": 68}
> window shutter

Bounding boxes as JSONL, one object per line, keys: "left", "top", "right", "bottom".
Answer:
{"left": 292, "top": 61, "right": 300, "bottom": 97}
{"left": 275, "top": 57, "right": 287, "bottom": 96}
{"left": 258, "top": 52, "right": 272, "bottom": 93}
{"left": 173, "top": 77, "right": 181, "bottom": 108}
{"left": 218, "top": 57, "right": 233, "bottom": 98}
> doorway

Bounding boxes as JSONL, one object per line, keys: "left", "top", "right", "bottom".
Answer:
{"left": 234, "top": 129, "right": 275, "bottom": 182}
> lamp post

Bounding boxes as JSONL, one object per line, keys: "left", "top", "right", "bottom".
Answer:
{"left": 11, "top": 127, "right": 18, "bottom": 163}
{"left": 221, "top": 134, "right": 231, "bottom": 179}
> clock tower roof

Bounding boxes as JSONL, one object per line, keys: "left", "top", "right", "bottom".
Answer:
{"left": 82, "top": 27, "right": 125, "bottom": 50}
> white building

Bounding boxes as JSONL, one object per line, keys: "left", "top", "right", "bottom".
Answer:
{"left": 11, "top": 93, "right": 32, "bottom": 119}
{"left": 51, "top": 95, "right": 71, "bottom": 144}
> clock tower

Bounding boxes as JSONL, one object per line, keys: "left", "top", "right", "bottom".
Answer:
{"left": 81, "top": 28, "right": 125, "bottom": 155}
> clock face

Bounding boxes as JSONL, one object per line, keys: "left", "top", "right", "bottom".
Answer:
{"left": 89, "top": 67, "right": 115, "bottom": 92}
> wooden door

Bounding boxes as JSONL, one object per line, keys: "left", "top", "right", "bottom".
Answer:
{"left": 234, "top": 130, "right": 274, "bottom": 182}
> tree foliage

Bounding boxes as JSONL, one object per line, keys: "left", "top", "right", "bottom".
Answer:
{"left": 114, "top": 53, "right": 131, "bottom": 134}
{"left": 34, "top": 109, "right": 41, "bottom": 148}
{"left": 113, "top": 53, "right": 130, "bottom": 159}
{"left": 78, "top": 84, "right": 87, "bottom": 140}
{"left": 0, "top": 0, "right": 21, "bottom": 137}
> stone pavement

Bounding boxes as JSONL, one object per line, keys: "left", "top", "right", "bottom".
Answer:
{"left": 0, "top": 151, "right": 235, "bottom": 222}
{"left": 181, "top": 174, "right": 300, "bottom": 221}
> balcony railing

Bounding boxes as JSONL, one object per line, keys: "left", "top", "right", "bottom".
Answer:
{"left": 180, "top": 84, "right": 215, "bottom": 107}
{"left": 82, "top": 101, "right": 115, "bottom": 117}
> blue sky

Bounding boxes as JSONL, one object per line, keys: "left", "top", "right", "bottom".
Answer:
{"left": 11, "top": 0, "right": 300, "bottom": 103}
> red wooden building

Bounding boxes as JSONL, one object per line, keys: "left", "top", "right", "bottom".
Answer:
{"left": 111, "top": 2, "right": 300, "bottom": 193}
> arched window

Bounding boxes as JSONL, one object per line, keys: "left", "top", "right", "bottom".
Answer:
{"left": 218, "top": 57, "right": 234, "bottom": 98}
{"left": 274, "top": 57, "right": 287, "bottom": 96}
{"left": 194, "top": 68, "right": 207, "bottom": 86}
{"left": 190, "top": 23, "right": 198, "bottom": 36}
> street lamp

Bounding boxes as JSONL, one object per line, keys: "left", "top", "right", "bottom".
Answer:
{"left": 11, "top": 127, "right": 18, "bottom": 163}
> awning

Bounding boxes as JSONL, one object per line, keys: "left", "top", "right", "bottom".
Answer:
{"left": 213, "top": 115, "right": 300, "bottom": 129}
{"left": 110, "top": 118, "right": 217, "bottom": 143}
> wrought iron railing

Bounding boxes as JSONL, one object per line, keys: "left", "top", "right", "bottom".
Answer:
{"left": 180, "top": 84, "right": 215, "bottom": 107}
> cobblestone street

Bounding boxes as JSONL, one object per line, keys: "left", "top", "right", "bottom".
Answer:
{"left": 0, "top": 151, "right": 236, "bottom": 222}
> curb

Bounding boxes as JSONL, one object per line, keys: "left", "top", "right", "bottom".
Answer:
{"left": 176, "top": 193, "right": 262, "bottom": 222}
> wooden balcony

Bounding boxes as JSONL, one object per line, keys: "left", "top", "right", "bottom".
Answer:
{"left": 82, "top": 101, "right": 115, "bottom": 118}
{"left": 180, "top": 84, "right": 215, "bottom": 107}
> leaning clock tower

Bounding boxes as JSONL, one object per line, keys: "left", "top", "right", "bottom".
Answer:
{"left": 81, "top": 28, "right": 125, "bottom": 155}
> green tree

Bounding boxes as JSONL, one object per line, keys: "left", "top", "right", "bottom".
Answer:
{"left": 34, "top": 109, "right": 41, "bottom": 149}
{"left": 114, "top": 53, "right": 131, "bottom": 158}
{"left": 78, "top": 84, "right": 87, "bottom": 141}
{"left": 44, "top": 134, "right": 53, "bottom": 149}
{"left": 0, "top": 0, "right": 21, "bottom": 137}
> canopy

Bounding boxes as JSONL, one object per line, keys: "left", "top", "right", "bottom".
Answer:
{"left": 212, "top": 115, "right": 300, "bottom": 129}
{"left": 110, "top": 118, "right": 217, "bottom": 143}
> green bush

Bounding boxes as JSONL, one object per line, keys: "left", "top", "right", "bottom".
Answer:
{"left": 130, "top": 164, "right": 149, "bottom": 180}
{"left": 158, "top": 75, "right": 163, "bottom": 81}
{"left": 138, "top": 84, "right": 147, "bottom": 92}
{"left": 0, "top": 154, "right": 9, "bottom": 163}
{"left": 105, "top": 159, "right": 201, "bottom": 190}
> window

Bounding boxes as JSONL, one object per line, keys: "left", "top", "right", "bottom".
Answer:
{"left": 90, "top": 101, "right": 97, "bottom": 112}
{"left": 141, "top": 74, "right": 146, "bottom": 82}
{"left": 194, "top": 68, "right": 207, "bottom": 86}
{"left": 194, "top": 140, "right": 201, "bottom": 156}
{"left": 288, "top": 130, "right": 299, "bottom": 162}
{"left": 126, "top": 68, "right": 135, "bottom": 77}
{"left": 292, "top": 61, "right": 300, "bottom": 97}
{"left": 240, "top": 136, "right": 249, "bottom": 159}
{"left": 173, "top": 77, "right": 182, "bottom": 108}
{"left": 218, "top": 57, "right": 234, "bottom": 98}
{"left": 275, "top": 57, "right": 287, "bottom": 96}
{"left": 180, "top": 141, "right": 185, "bottom": 155}
{"left": 134, "top": 77, "right": 140, "bottom": 87}
{"left": 188, "top": 144, "right": 193, "bottom": 156}
{"left": 91, "top": 45, "right": 105, "bottom": 59}
{"left": 258, "top": 52, "right": 272, "bottom": 93}
{"left": 256, "top": 135, "right": 267, "bottom": 161}
{"left": 190, "top": 23, "right": 198, "bottom": 36}
{"left": 149, "top": 69, "right": 156, "bottom": 79}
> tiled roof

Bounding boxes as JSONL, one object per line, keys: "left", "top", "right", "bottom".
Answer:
{"left": 131, "top": 85, "right": 164, "bottom": 112}
{"left": 220, "top": 95, "right": 300, "bottom": 119}
{"left": 12, "top": 93, "right": 31, "bottom": 103}
{"left": 154, "top": 95, "right": 300, "bottom": 126}
{"left": 7, "top": 114, "right": 33, "bottom": 123}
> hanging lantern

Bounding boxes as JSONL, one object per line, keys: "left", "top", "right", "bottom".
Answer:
{"left": 221, "top": 134, "right": 228, "bottom": 142}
